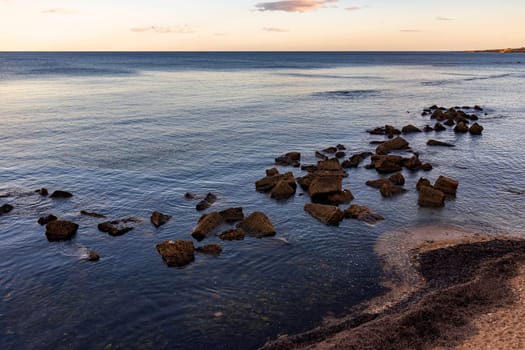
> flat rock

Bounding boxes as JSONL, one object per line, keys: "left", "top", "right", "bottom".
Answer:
{"left": 151, "top": 211, "right": 172, "bottom": 227}
{"left": 156, "top": 240, "right": 195, "bottom": 267}
{"left": 80, "top": 210, "right": 106, "bottom": 218}
{"left": 376, "top": 137, "right": 409, "bottom": 155}
{"left": 38, "top": 214, "right": 58, "bottom": 225}
{"left": 418, "top": 186, "right": 445, "bottom": 207}
{"left": 192, "top": 212, "right": 224, "bottom": 241}
{"left": 371, "top": 155, "right": 404, "bottom": 174}
{"left": 304, "top": 203, "right": 344, "bottom": 226}
{"left": 195, "top": 244, "right": 223, "bottom": 256}
{"left": 308, "top": 176, "right": 343, "bottom": 203}
{"left": 275, "top": 152, "right": 301, "bottom": 167}
{"left": 427, "top": 139, "right": 455, "bottom": 147}
{"left": 219, "top": 207, "right": 244, "bottom": 223}
{"left": 46, "top": 220, "right": 79, "bottom": 241}
{"left": 237, "top": 212, "right": 276, "bottom": 238}
{"left": 315, "top": 151, "right": 328, "bottom": 160}
{"left": 434, "top": 175, "right": 459, "bottom": 195}
{"left": 219, "top": 228, "right": 245, "bottom": 241}
{"left": 50, "top": 190, "right": 73, "bottom": 199}
{"left": 403, "top": 156, "right": 422, "bottom": 170}
{"left": 344, "top": 205, "right": 385, "bottom": 224}
{"left": 255, "top": 172, "right": 296, "bottom": 193}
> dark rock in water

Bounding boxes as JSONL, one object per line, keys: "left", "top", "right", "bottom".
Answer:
{"left": 87, "top": 250, "right": 100, "bottom": 262}
{"left": 380, "top": 183, "right": 407, "bottom": 198}
{"left": 469, "top": 123, "right": 484, "bottom": 135}
{"left": 461, "top": 106, "right": 472, "bottom": 110}
{"left": 423, "top": 125, "right": 434, "bottom": 132}
{"left": 322, "top": 147, "right": 338, "bottom": 154}
{"left": 304, "top": 203, "right": 344, "bottom": 226}
{"left": 50, "top": 190, "right": 73, "bottom": 199}
{"left": 434, "top": 122, "right": 446, "bottom": 132}
{"left": 366, "top": 178, "right": 390, "bottom": 189}
{"left": 444, "top": 119, "right": 455, "bottom": 126}
{"left": 270, "top": 180, "right": 296, "bottom": 200}
{"left": 38, "top": 214, "right": 58, "bottom": 225}
{"left": 325, "top": 189, "right": 354, "bottom": 205}
{"left": 45, "top": 220, "right": 78, "bottom": 241}
{"left": 266, "top": 167, "right": 279, "bottom": 176}
{"left": 237, "top": 212, "right": 276, "bottom": 238}
{"left": 370, "top": 141, "right": 385, "bottom": 145}
{"left": 454, "top": 122, "right": 469, "bottom": 133}
{"left": 402, "top": 125, "right": 422, "bottom": 134}
{"left": 434, "top": 175, "right": 459, "bottom": 195}
{"left": 196, "top": 244, "right": 223, "bottom": 256}
{"left": 219, "top": 228, "right": 245, "bottom": 241}
{"left": 36, "top": 188, "right": 49, "bottom": 196}
{"left": 416, "top": 177, "right": 433, "bottom": 191}
{"left": 156, "top": 240, "right": 195, "bottom": 267}
{"left": 418, "top": 186, "right": 445, "bottom": 207}
{"left": 344, "top": 205, "right": 384, "bottom": 224}
{"left": 308, "top": 176, "right": 343, "bottom": 203}
{"left": 98, "top": 218, "right": 139, "bottom": 237}
{"left": 370, "top": 155, "right": 404, "bottom": 174}
{"left": 196, "top": 192, "right": 218, "bottom": 211}
{"left": 421, "top": 163, "right": 433, "bottom": 171}
{"left": 184, "top": 192, "right": 196, "bottom": 200}
{"left": 466, "top": 114, "right": 479, "bottom": 121}
{"left": 335, "top": 151, "right": 346, "bottom": 159}
{"left": 336, "top": 144, "right": 346, "bottom": 150}
{"left": 192, "top": 212, "right": 224, "bottom": 241}
{"left": 255, "top": 172, "right": 296, "bottom": 193}
{"left": 389, "top": 172, "right": 405, "bottom": 186}
{"left": 275, "top": 152, "right": 301, "bottom": 167}
{"left": 403, "top": 156, "right": 422, "bottom": 170}
{"left": 368, "top": 125, "right": 401, "bottom": 136}
{"left": 219, "top": 207, "right": 244, "bottom": 223}
{"left": 427, "top": 139, "right": 455, "bottom": 147}
{"left": 474, "top": 105, "right": 483, "bottom": 111}
{"left": 342, "top": 152, "right": 372, "bottom": 168}
{"left": 376, "top": 137, "right": 409, "bottom": 155}
{"left": 431, "top": 109, "right": 446, "bottom": 121}
{"left": 80, "top": 210, "right": 106, "bottom": 218}
{"left": 0, "top": 204, "right": 14, "bottom": 215}
{"left": 315, "top": 151, "right": 328, "bottom": 160}
{"left": 151, "top": 211, "right": 172, "bottom": 228}
{"left": 301, "top": 164, "right": 318, "bottom": 172}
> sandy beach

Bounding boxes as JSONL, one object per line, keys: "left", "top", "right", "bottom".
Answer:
{"left": 262, "top": 226, "right": 525, "bottom": 349}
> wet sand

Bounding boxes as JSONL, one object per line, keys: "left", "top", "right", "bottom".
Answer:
{"left": 261, "top": 226, "right": 525, "bottom": 350}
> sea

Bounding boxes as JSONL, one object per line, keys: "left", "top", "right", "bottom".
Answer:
{"left": 1, "top": 52, "right": 524, "bottom": 349}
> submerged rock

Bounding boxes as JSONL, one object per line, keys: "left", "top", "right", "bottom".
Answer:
{"left": 196, "top": 244, "right": 223, "bottom": 256}
{"left": 434, "top": 176, "right": 459, "bottom": 195}
{"left": 156, "top": 240, "right": 195, "bottom": 267}
{"left": 45, "top": 220, "right": 78, "bottom": 241}
{"left": 219, "top": 207, "right": 244, "bottom": 223}
{"left": 418, "top": 186, "right": 445, "bottom": 208}
{"left": 192, "top": 212, "right": 224, "bottom": 241}
{"left": 98, "top": 218, "right": 139, "bottom": 237}
{"left": 344, "top": 205, "right": 385, "bottom": 224}
{"left": 402, "top": 124, "right": 422, "bottom": 134}
{"left": 151, "top": 211, "right": 172, "bottom": 228}
{"left": 0, "top": 204, "right": 14, "bottom": 215}
{"left": 427, "top": 139, "right": 455, "bottom": 147}
{"left": 184, "top": 192, "right": 196, "bottom": 200}
{"left": 454, "top": 121, "right": 469, "bottom": 133}
{"left": 50, "top": 190, "right": 73, "bottom": 199}
{"left": 87, "top": 250, "right": 100, "bottom": 262}
{"left": 304, "top": 203, "right": 344, "bottom": 226}
{"left": 403, "top": 156, "right": 422, "bottom": 170}
{"left": 36, "top": 188, "right": 49, "bottom": 196}
{"left": 434, "top": 122, "right": 446, "bottom": 132}
{"left": 80, "top": 210, "right": 106, "bottom": 218}
{"left": 275, "top": 152, "right": 301, "bottom": 167}
{"left": 380, "top": 183, "right": 407, "bottom": 198}
{"left": 237, "top": 212, "right": 276, "bottom": 238}
{"left": 423, "top": 125, "right": 434, "bottom": 132}
{"left": 196, "top": 192, "right": 218, "bottom": 211}
{"left": 219, "top": 228, "right": 245, "bottom": 241}
{"left": 366, "top": 178, "right": 391, "bottom": 189}
{"left": 325, "top": 189, "right": 354, "bottom": 205}
{"left": 38, "top": 214, "right": 58, "bottom": 225}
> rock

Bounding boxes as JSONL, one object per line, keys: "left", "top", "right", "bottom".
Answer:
{"left": 335, "top": 151, "right": 346, "bottom": 159}
{"left": 156, "top": 240, "right": 195, "bottom": 267}
{"left": 275, "top": 152, "right": 301, "bottom": 167}
{"left": 218, "top": 207, "right": 244, "bottom": 223}
{"left": 196, "top": 192, "right": 218, "bottom": 211}
{"left": 98, "top": 218, "right": 139, "bottom": 237}
{"left": 196, "top": 244, "right": 223, "bottom": 256}
{"left": 301, "top": 164, "right": 317, "bottom": 172}
{"left": 184, "top": 192, "right": 196, "bottom": 200}
{"left": 80, "top": 210, "right": 106, "bottom": 218}
{"left": 368, "top": 125, "right": 401, "bottom": 137}
{"left": 474, "top": 105, "right": 483, "bottom": 111}
{"left": 416, "top": 177, "right": 433, "bottom": 191}
{"left": 423, "top": 125, "right": 434, "bottom": 132}
{"left": 255, "top": 172, "right": 296, "bottom": 193}
{"left": 317, "top": 158, "right": 342, "bottom": 171}
{"left": 38, "top": 214, "right": 58, "bottom": 225}
{"left": 370, "top": 141, "right": 385, "bottom": 145}
{"left": 87, "top": 250, "right": 100, "bottom": 261}
{"left": 444, "top": 119, "right": 455, "bottom": 126}
{"left": 270, "top": 180, "right": 296, "bottom": 200}
{"left": 308, "top": 176, "right": 343, "bottom": 203}
{"left": 45, "top": 220, "right": 78, "bottom": 241}
{"left": 297, "top": 173, "right": 315, "bottom": 190}
{"left": 322, "top": 147, "right": 338, "bottom": 154}
{"left": 151, "top": 211, "right": 172, "bottom": 227}
{"left": 315, "top": 151, "right": 328, "bottom": 160}
{"left": 418, "top": 186, "right": 445, "bottom": 208}
{"left": 466, "top": 114, "right": 479, "bottom": 121}
{"left": 469, "top": 123, "right": 484, "bottom": 135}
{"left": 380, "top": 183, "right": 407, "bottom": 198}
{"left": 403, "top": 156, "right": 422, "bottom": 170}
{"left": 366, "top": 178, "right": 391, "bottom": 189}
{"left": 336, "top": 144, "right": 346, "bottom": 150}
{"left": 237, "top": 212, "right": 276, "bottom": 238}
{"left": 304, "top": 203, "right": 344, "bottom": 226}
{"left": 36, "top": 188, "right": 49, "bottom": 196}
{"left": 344, "top": 205, "right": 385, "bottom": 224}
{"left": 434, "top": 122, "right": 446, "bottom": 131}
{"left": 0, "top": 204, "right": 14, "bottom": 215}
{"left": 376, "top": 137, "right": 409, "bottom": 155}
{"left": 192, "top": 212, "right": 224, "bottom": 241}
{"left": 434, "top": 175, "right": 459, "bottom": 195}
{"left": 371, "top": 155, "right": 404, "bottom": 174}
{"left": 431, "top": 109, "right": 446, "bottom": 121}
{"left": 342, "top": 152, "right": 372, "bottom": 168}
{"left": 219, "top": 228, "right": 245, "bottom": 241}
{"left": 50, "top": 190, "right": 72, "bottom": 199}
{"left": 325, "top": 189, "right": 354, "bottom": 205}
{"left": 454, "top": 122, "right": 469, "bottom": 133}
{"left": 421, "top": 163, "right": 433, "bottom": 171}
{"left": 389, "top": 172, "right": 405, "bottom": 186}
{"left": 266, "top": 167, "right": 279, "bottom": 176}
{"left": 402, "top": 124, "right": 422, "bottom": 133}
{"left": 427, "top": 139, "right": 455, "bottom": 147}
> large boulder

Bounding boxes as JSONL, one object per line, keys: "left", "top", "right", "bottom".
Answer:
{"left": 219, "top": 228, "right": 245, "bottom": 241}
{"left": 469, "top": 123, "right": 484, "bottom": 135}
{"left": 219, "top": 207, "right": 244, "bottom": 223}
{"left": 45, "top": 220, "right": 78, "bottom": 241}
{"left": 427, "top": 139, "right": 455, "bottom": 147}
{"left": 344, "top": 205, "right": 385, "bottom": 224}
{"left": 50, "top": 190, "right": 73, "bottom": 199}
{"left": 237, "top": 212, "right": 276, "bottom": 238}
{"left": 151, "top": 211, "right": 172, "bottom": 228}
{"left": 402, "top": 124, "right": 422, "bottom": 134}
{"left": 156, "top": 240, "right": 195, "bottom": 267}
{"left": 304, "top": 203, "right": 344, "bottom": 226}
{"left": 192, "top": 212, "right": 224, "bottom": 241}
{"left": 376, "top": 137, "right": 409, "bottom": 155}
{"left": 418, "top": 186, "right": 445, "bottom": 208}
{"left": 434, "top": 176, "right": 459, "bottom": 195}
{"left": 196, "top": 192, "right": 218, "bottom": 211}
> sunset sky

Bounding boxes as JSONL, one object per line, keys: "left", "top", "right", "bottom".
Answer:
{"left": 0, "top": 0, "right": 523, "bottom": 51}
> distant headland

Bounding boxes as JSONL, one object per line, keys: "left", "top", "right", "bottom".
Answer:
{"left": 467, "top": 47, "right": 525, "bottom": 53}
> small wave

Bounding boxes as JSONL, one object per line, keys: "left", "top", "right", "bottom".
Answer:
{"left": 278, "top": 73, "right": 381, "bottom": 80}
{"left": 314, "top": 89, "right": 381, "bottom": 99}
{"left": 462, "top": 73, "right": 513, "bottom": 81}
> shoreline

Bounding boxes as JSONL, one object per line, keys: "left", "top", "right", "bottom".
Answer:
{"left": 261, "top": 226, "right": 525, "bottom": 349}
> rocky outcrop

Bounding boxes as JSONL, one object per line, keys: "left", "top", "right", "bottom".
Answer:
{"left": 98, "top": 218, "right": 140, "bottom": 237}
{"left": 50, "top": 190, "right": 73, "bottom": 199}
{"left": 192, "top": 212, "right": 224, "bottom": 241}
{"left": 196, "top": 193, "right": 218, "bottom": 211}
{"left": 275, "top": 152, "right": 301, "bottom": 167}
{"left": 427, "top": 139, "right": 455, "bottom": 147}
{"left": 376, "top": 137, "right": 409, "bottom": 155}
{"left": 304, "top": 203, "right": 344, "bottom": 226}
{"left": 344, "top": 205, "right": 385, "bottom": 224}
{"left": 156, "top": 240, "right": 195, "bottom": 267}
{"left": 418, "top": 186, "right": 445, "bottom": 208}
{"left": 196, "top": 244, "right": 223, "bottom": 256}
{"left": 237, "top": 212, "right": 276, "bottom": 238}
{"left": 38, "top": 214, "right": 57, "bottom": 225}
{"left": 219, "top": 228, "right": 245, "bottom": 241}
{"left": 151, "top": 211, "right": 172, "bottom": 227}
{"left": 469, "top": 123, "right": 484, "bottom": 135}
{"left": 45, "top": 220, "right": 78, "bottom": 241}
{"left": 434, "top": 176, "right": 459, "bottom": 195}
{"left": 0, "top": 204, "right": 14, "bottom": 215}
{"left": 402, "top": 125, "right": 422, "bottom": 134}
{"left": 219, "top": 207, "right": 244, "bottom": 223}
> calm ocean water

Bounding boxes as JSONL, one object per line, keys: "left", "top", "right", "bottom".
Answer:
{"left": 1, "top": 52, "right": 524, "bottom": 349}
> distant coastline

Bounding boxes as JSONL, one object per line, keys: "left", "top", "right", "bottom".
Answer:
{"left": 468, "top": 47, "right": 525, "bottom": 53}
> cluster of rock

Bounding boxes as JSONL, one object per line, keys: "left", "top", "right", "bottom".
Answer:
{"left": 417, "top": 176, "right": 459, "bottom": 208}
{"left": 421, "top": 105, "right": 484, "bottom": 135}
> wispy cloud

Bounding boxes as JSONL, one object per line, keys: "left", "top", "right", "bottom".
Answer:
{"left": 131, "top": 25, "right": 194, "bottom": 34}
{"left": 346, "top": 6, "right": 363, "bottom": 11}
{"left": 262, "top": 27, "right": 290, "bottom": 32}
{"left": 255, "top": 0, "right": 338, "bottom": 13}
{"left": 436, "top": 16, "right": 454, "bottom": 21}
{"left": 400, "top": 29, "right": 422, "bottom": 33}
{"left": 41, "top": 8, "right": 74, "bottom": 14}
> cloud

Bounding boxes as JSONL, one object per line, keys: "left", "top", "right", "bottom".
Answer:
{"left": 255, "top": 0, "right": 338, "bottom": 13}
{"left": 400, "top": 29, "right": 422, "bottom": 33}
{"left": 41, "top": 8, "right": 74, "bottom": 14}
{"left": 131, "top": 25, "right": 194, "bottom": 34}
{"left": 436, "top": 16, "right": 454, "bottom": 21}
{"left": 262, "top": 27, "right": 290, "bottom": 32}
{"left": 345, "top": 6, "right": 362, "bottom": 11}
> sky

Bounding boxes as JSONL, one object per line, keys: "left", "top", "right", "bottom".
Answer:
{"left": 0, "top": 0, "right": 523, "bottom": 51}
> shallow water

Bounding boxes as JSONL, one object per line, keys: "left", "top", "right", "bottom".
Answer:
{"left": 1, "top": 52, "right": 524, "bottom": 349}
